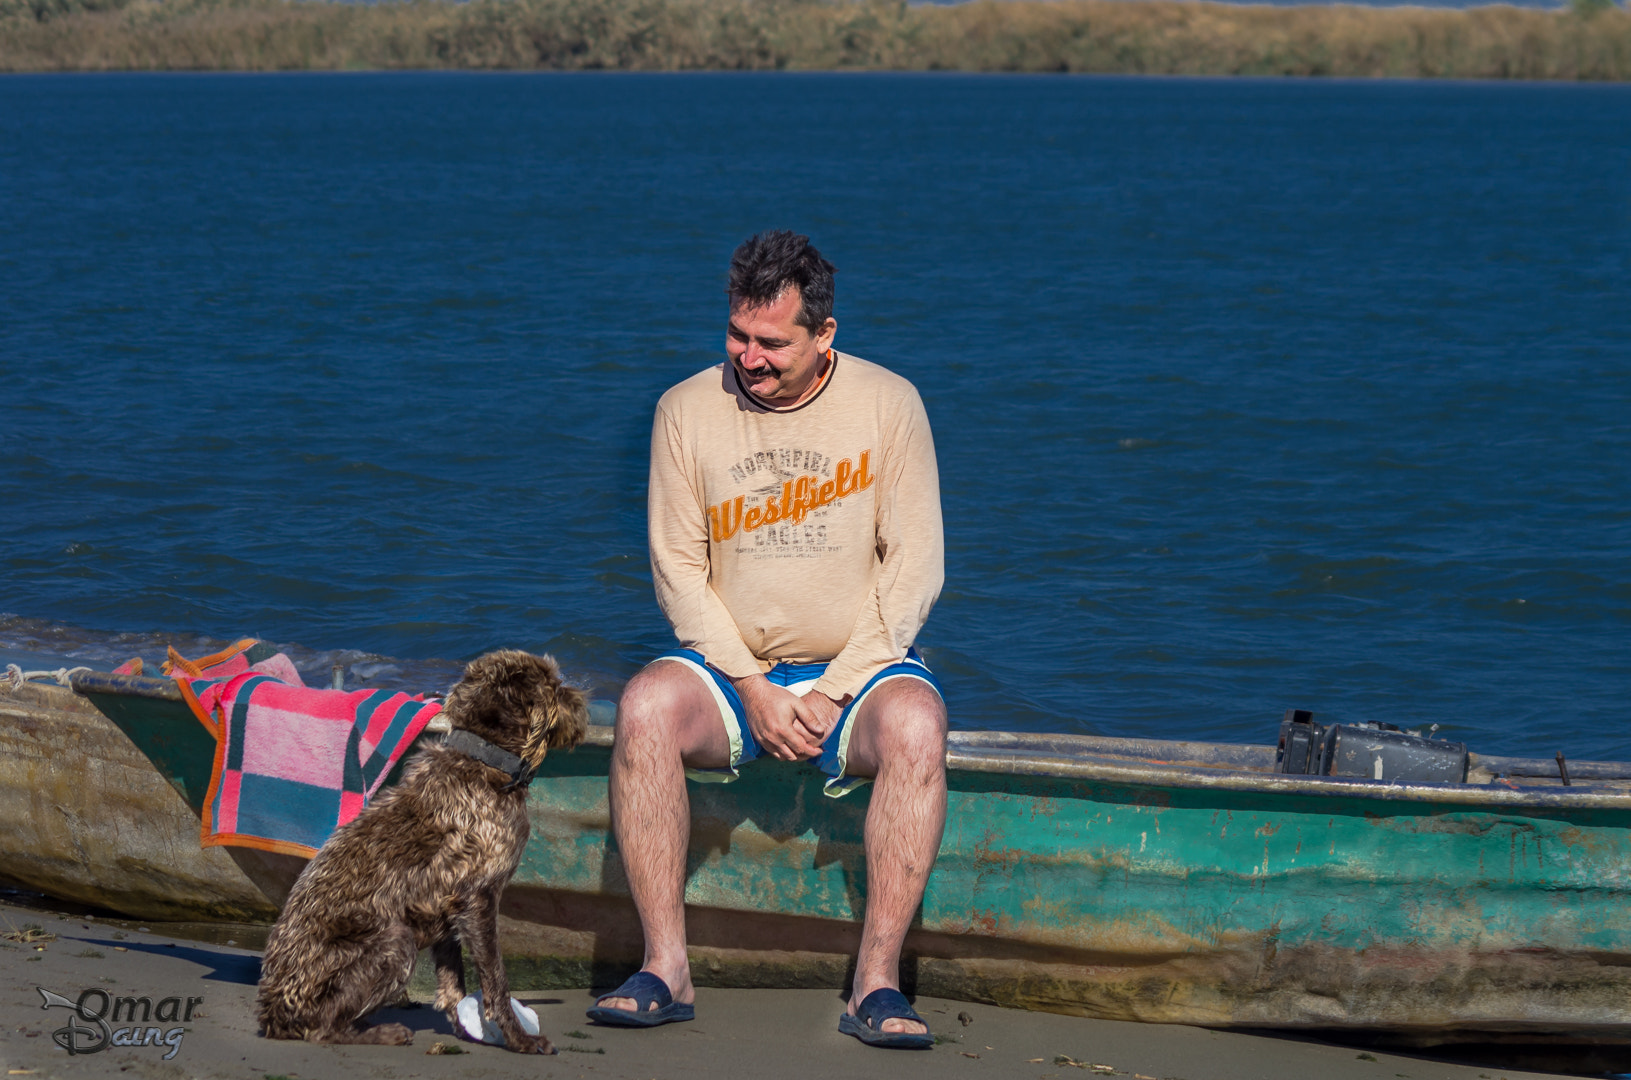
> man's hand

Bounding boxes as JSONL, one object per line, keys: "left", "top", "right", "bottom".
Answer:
{"left": 732, "top": 674, "right": 846, "bottom": 761}
{"left": 791, "top": 689, "right": 844, "bottom": 750}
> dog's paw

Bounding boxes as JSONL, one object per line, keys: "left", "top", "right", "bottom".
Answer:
{"left": 375, "top": 1022, "right": 415, "bottom": 1046}
{"left": 349, "top": 1021, "right": 414, "bottom": 1046}
{"left": 506, "top": 1032, "right": 556, "bottom": 1055}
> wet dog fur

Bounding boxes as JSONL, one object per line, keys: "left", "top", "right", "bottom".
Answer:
{"left": 255, "top": 649, "right": 588, "bottom": 1052}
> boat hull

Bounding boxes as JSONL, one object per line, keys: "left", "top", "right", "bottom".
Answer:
{"left": 516, "top": 739, "right": 1631, "bottom": 1041}
{"left": 0, "top": 680, "right": 279, "bottom": 922}
{"left": 4, "top": 674, "right": 1631, "bottom": 1041}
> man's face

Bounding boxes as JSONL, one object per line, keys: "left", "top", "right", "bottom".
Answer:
{"left": 726, "top": 287, "right": 837, "bottom": 407}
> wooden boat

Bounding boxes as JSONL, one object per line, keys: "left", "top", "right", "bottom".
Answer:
{"left": 4, "top": 664, "right": 1631, "bottom": 1046}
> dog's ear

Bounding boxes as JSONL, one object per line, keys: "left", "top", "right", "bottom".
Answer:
{"left": 521, "top": 679, "right": 589, "bottom": 766}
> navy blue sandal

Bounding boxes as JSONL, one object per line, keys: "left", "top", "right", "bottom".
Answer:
{"left": 838, "top": 987, "right": 933, "bottom": 1049}
{"left": 585, "top": 972, "right": 695, "bottom": 1028}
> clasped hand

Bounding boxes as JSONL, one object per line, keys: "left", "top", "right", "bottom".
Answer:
{"left": 731, "top": 673, "right": 847, "bottom": 761}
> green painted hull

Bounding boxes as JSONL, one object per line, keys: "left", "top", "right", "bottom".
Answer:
{"left": 5, "top": 670, "right": 1631, "bottom": 1041}
{"left": 520, "top": 732, "right": 1631, "bottom": 1040}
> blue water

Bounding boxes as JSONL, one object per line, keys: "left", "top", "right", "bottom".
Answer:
{"left": 1, "top": 73, "right": 1627, "bottom": 759}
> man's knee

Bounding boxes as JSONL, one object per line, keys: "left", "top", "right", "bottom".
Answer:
{"left": 618, "top": 664, "right": 679, "bottom": 723}
{"left": 613, "top": 663, "right": 691, "bottom": 750}
{"left": 859, "top": 680, "right": 947, "bottom": 776}
{"left": 891, "top": 683, "right": 948, "bottom": 758}
{"left": 613, "top": 661, "right": 728, "bottom": 766}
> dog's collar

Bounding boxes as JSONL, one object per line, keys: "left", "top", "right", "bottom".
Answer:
{"left": 441, "top": 729, "right": 537, "bottom": 791}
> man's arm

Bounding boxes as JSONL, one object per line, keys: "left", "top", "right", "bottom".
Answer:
{"left": 812, "top": 388, "right": 945, "bottom": 701}
{"left": 648, "top": 404, "right": 762, "bottom": 678}
{"left": 648, "top": 405, "right": 825, "bottom": 760}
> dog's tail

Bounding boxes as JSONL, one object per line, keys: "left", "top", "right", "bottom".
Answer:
{"left": 255, "top": 986, "right": 301, "bottom": 1040}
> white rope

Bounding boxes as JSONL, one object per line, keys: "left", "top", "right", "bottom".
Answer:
{"left": 2, "top": 664, "right": 94, "bottom": 692}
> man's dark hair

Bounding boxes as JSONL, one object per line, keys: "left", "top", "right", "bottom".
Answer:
{"left": 727, "top": 230, "right": 838, "bottom": 333}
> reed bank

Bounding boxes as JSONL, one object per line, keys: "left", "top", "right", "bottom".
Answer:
{"left": 1, "top": 0, "right": 1629, "bottom": 78}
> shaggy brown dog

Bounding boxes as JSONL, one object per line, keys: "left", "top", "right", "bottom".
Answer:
{"left": 255, "top": 650, "right": 588, "bottom": 1053}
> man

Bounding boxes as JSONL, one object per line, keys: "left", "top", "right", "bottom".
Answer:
{"left": 586, "top": 231, "right": 947, "bottom": 1049}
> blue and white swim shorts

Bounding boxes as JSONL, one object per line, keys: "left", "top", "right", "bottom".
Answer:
{"left": 650, "top": 648, "right": 941, "bottom": 799}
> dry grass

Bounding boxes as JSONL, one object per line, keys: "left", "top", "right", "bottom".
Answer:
{"left": 0, "top": 919, "right": 57, "bottom": 944}
{"left": 1, "top": 0, "right": 1627, "bottom": 77}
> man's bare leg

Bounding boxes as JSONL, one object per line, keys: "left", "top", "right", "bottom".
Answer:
{"left": 841, "top": 678, "right": 948, "bottom": 1036}
{"left": 596, "top": 661, "right": 730, "bottom": 1016}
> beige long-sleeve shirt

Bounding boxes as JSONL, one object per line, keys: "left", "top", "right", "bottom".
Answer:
{"left": 648, "top": 350, "right": 944, "bottom": 701}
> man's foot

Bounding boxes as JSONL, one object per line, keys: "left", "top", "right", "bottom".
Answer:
{"left": 840, "top": 987, "right": 933, "bottom": 1049}
{"left": 586, "top": 970, "right": 696, "bottom": 1028}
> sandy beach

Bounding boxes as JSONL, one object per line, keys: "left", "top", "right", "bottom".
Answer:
{"left": 0, "top": 901, "right": 1585, "bottom": 1080}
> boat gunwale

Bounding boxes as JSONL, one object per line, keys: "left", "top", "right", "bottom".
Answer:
{"left": 61, "top": 670, "right": 1631, "bottom": 811}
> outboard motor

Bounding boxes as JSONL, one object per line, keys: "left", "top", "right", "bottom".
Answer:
{"left": 1275, "top": 708, "right": 1468, "bottom": 783}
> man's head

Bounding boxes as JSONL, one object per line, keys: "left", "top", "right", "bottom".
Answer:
{"left": 725, "top": 231, "right": 838, "bottom": 407}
